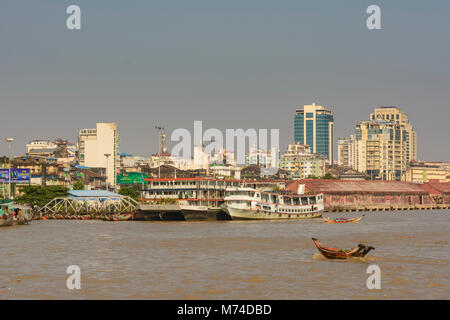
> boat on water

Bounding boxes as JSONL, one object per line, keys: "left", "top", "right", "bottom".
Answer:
{"left": 0, "top": 200, "right": 15, "bottom": 227}
{"left": 13, "top": 204, "right": 33, "bottom": 225}
{"left": 322, "top": 215, "right": 364, "bottom": 224}
{"left": 0, "top": 200, "right": 33, "bottom": 226}
{"left": 222, "top": 187, "right": 324, "bottom": 220}
{"left": 312, "top": 238, "right": 374, "bottom": 259}
{"left": 112, "top": 214, "right": 133, "bottom": 221}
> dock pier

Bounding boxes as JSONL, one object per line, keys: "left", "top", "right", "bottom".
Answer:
{"left": 325, "top": 204, "right": 450, "bottom": 213}
{"left": 137, "top": 204, "right": 230, "bottom": 221}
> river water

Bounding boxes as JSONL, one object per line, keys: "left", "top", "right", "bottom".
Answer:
{"left": 0, "top": 210, "right": 448, "bottom": 299}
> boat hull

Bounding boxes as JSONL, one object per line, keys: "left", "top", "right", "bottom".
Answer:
{"left": 180, "top": 205, "right": 211, "bottom": 221}
{"left": 225, "top": 206, "right": 323, "bottom": 220}
{"left": 323, "top": 217, "right": 362, "bottom": 223}
{"left": 312, "top": 238, "right": 374, "bottom": 259}
{"left": 0, "top": 214, "right": 14, "bottom": 227}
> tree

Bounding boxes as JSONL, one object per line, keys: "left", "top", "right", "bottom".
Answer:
{"left": 118, "top": 185, "right": 140, "bottom": 200}
{"left": 73, "top": 179, "right": 85, "bottom": 190}
{"left": 307, "top": 173, "right": 338, "bottom": 179}
{"left": 16, "top": 185, "right": 69, "bottom": 207}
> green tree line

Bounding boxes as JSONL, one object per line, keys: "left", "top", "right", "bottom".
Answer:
{"left": 16, "top": 185, "right": 69, "bottom": 207}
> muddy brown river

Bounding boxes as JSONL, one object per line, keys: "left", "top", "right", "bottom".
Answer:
{"left": 0, "top": 210, "right": 448, "bottom": 299}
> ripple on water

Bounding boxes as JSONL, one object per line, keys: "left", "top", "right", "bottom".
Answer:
{"left": 1, "top": 211, "right": 449, "bottom": 299}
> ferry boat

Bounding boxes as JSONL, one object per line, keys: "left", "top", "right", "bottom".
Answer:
{"left": 222, "top": 187, "right": 324, "bottom": 220}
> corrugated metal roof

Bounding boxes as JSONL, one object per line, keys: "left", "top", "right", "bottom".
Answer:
{"left": 424, "top": 182, "right": 450, "bottom": 194}
{"left": 71, "top": 164, "right": 90, "bottom": 169}
{"left": 287, "top": 179, "right": 428, "bottom": 195}
{"left": 68, "top": 190, "right": 121, "bottom": 197}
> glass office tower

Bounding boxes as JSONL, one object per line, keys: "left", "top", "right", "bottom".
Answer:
{"left": 294, "top": 103, "right": 334, "bottom": 163}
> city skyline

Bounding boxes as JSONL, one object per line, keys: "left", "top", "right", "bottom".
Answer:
{"left": 1, "top": 1, "right": 449, "bottom": 161}
{"left": 0, "top": 104, "right": 438, "bottom": 162}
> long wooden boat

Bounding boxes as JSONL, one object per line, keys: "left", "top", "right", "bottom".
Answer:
{"left": 312, "top": 238, "right": 374, "bottom": 259}
{"left": 322, "top": 215, "right": 364, "bottom": 224}
{"left": 113, "top": 214, "right": 132, "bottom": 221}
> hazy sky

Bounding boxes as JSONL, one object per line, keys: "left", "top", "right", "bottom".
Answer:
{"left": 1, "top": 0, "right": 449, "bottom": 161}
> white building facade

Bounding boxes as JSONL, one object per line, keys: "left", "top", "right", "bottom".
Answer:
{"left": 78, "top": 123, "right": 120, "bottom": 186}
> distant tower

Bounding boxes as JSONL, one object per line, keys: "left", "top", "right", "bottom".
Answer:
{"left": 155, "top": 126, "right": 167, "bottom": 154}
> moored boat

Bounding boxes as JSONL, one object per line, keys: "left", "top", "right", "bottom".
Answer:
{"left": 312, "top": 238, "right": 374, "bottom": 259}
{"left": 13, "top": 205, "right": 33, "bottom": 225}
{"left": 112, "top": 214, "right": 132, "bottom": 221}
{"left": 322, "top": 215, "right": 364, "bottom": 224}
{"left": 223, "top": 187, "right": 324, "bottom": 220}
{"left": 0, "top": 200, "right": 15, "bottom": 227}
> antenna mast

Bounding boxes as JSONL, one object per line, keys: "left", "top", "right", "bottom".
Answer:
{"left": 155, "top": 126, "right": 167, "bottom": 154}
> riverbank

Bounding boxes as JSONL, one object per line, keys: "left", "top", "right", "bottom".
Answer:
{"left": 33, "top": 213, "right": 134, "bottom": 222}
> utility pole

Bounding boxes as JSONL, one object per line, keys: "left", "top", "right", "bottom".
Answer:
{"left": 5, "top": 138, "right": 14, "bottom": 199}
{"left": 155, "top": 126, "right": 166, "bottom": 180}
{"left": 104, "top": 153, "right": 111, "bottom": 191}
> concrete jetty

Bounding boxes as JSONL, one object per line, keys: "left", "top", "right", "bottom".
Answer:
{"left": 137, "top": 203, "right": 229, "bottom": 221}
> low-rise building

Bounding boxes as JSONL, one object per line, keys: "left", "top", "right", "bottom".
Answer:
{"left": 246, "top": 146, "right": 276, "bottom": 168}
{"left": 286, "top": 179, "right": 435, "bottom": 210}
{"left": 12, "top": 157, "right": 64, "bottom": 187}
{"left": 209, "top": 164, "right": 241, "bottom": 180}
{"left": 406, "top": 161, "right": 450, "bottom": 183}
{"left": 279, "top": 143, "right": 325, "bottom": 179}
{"left": 26, "top": 140, "right": 57, "bottom": 155}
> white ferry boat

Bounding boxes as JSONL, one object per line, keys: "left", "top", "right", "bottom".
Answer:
{"left": 222, "top": 187, "right": 324, "bottom": 220}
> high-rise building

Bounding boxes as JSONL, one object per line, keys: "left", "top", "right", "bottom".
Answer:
{"left": 369, "top": 106, "right": 417, "bottom": 163}
{"left": 294, "top": 103, "right": 334, "bottom": 163}
{"left": 78, "top": 123, "right": 120, "bottom": 187}
{"left": 354, "top": 107, "right": 417, "bottom": 181}
{"left": 337, "top": 135, "right": 356, "bottom": 168}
